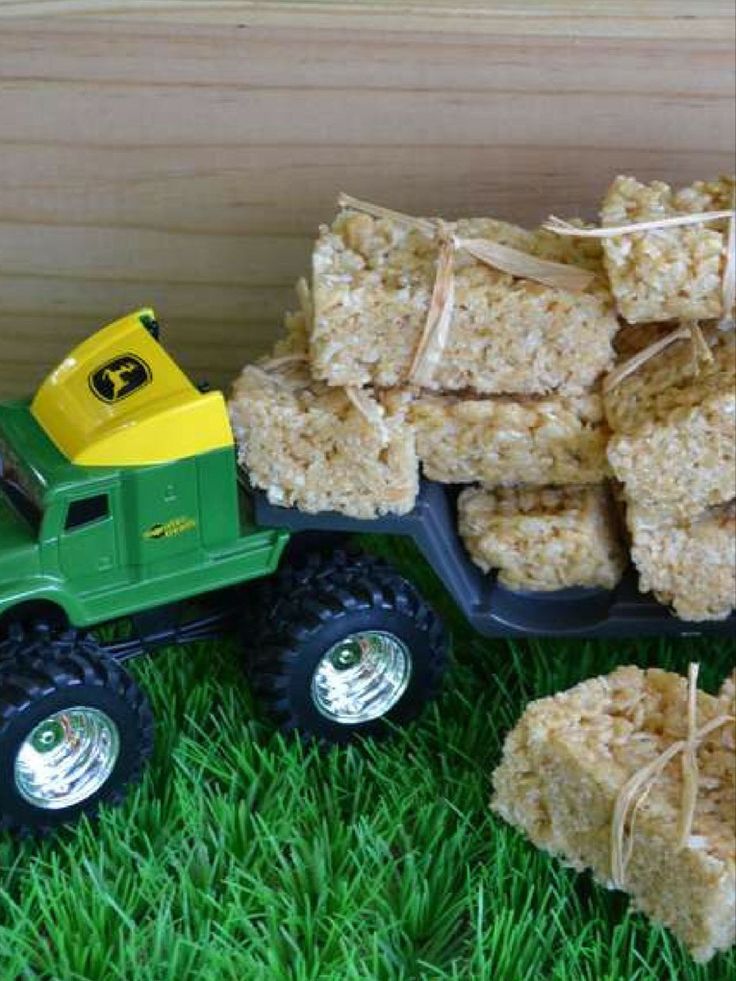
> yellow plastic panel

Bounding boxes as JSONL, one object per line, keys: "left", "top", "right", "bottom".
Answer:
{"left": 31, "top": 309, "right": 233, "bottom": 466}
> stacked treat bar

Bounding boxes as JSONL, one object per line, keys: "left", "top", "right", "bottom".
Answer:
{"left": 599, "top": 175, "right": 735, "bottom": 621}
{"left": 310, "top": 213, "right": 614, "bottom": 393}
{"left": 229, "top": 174, "right": 735, "bottom": 621}
{"left": 605, "top": 326, "right": 735, "bottom": 620}
{"left": 229, "top": 308, "right": 419, "bottom": 520}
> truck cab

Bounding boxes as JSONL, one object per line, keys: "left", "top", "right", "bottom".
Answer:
{"left": 0, "top": 310, "right": 288, "bottom": 631}
{"left": 0, "top": 309, "right": 447, "bottom": 838}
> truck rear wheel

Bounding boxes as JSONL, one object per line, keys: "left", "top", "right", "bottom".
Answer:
{"left": 0, "top": 630, "right": 154, "bottom": 836}
{"left": 249, "top": 555, "right": 450, "bottom": 743}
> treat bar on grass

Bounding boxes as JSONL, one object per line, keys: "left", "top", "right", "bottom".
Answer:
{"left": 457, "top": 484, "right": 626, "bottom": 591}
{"left": 491, "top": 666, "right": 736, "bottom": 962}
{"left": 600, "top": 175, "right": 735, "bottom": 324}
{"left": 411, "top": 391, "right": 609, "bottom": 487}
{"left": 627, "top": 500, "right": 736, "bottom": 621}
{"left": 312, "top": 210, "right": 619, "bottom": 394}
{"left": 229, "top": 354, "right": 417, "bottom": 520}
{"left": 604, "top": 326, "right": 736, "bottom": 517}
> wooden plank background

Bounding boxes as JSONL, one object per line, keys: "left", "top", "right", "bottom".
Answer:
{"left": 0, "top": 2, "right": 733, "bottom": 398}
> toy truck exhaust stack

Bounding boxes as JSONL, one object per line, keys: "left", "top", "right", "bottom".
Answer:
{"left": 0, "top": 311, "right": 732, "bottom": 835}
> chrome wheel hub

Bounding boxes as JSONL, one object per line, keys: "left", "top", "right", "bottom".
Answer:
{"left": 14, "top": 707, "right": 120, "bottom": 810}
{"left": 311, "top": 631, "right": 412, "bottom": 724}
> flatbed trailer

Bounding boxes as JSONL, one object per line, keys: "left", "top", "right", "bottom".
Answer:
{"left": 253, "top": 480, "right": 735, "bottom": 639}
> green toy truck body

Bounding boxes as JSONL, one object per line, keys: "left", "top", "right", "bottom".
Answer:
{"left": 0, "top": 398, "right": 287, "bottom": 630}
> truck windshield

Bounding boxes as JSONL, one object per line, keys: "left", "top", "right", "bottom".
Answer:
{"left": 0, "top": 442, "right": 43, "bottom": 534}
{"left": 1, "top": 475, "right": 42, "bottom": 533}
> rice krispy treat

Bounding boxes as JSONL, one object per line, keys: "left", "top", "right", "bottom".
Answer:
{"left": 457, "top": 484, "right": 626, "bottom": 591}
{"left": 605, "top": 326, "right": 736, "bottom": 517}
{"left": 229, "top": 357, "right": 418, "bottom": 519}
{"left": 491, "top": 666, "right": 736, "bottom": 962}
{"left": 312, "top": 210, "right": 619, "bottom": 394}
{"left": 627, "top": 500, "right": 736, "bottom": 621}
{"left": 601, "top": 175, "right": 734, "bottom": 324}
{"left": 411, "top": 391, "right": 610, "bottom": 487}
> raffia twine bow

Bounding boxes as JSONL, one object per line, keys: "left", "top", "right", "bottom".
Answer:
{"left": 601, "top": 319, "right": 713, "bottom": 396}
{"left": 610, "top": 663, "right": 735, "bottom": 889}
{"left": 338, "top": 193, "right": 596, "bottom": 388}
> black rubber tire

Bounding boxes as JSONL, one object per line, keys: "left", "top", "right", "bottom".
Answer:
{"left": 241, "top": 547, "right": 386, "bottom": 662}
{"left": 0, "top": 630, "right": 154, "bottom": 836}
{"left": 248, "top": 553, "right": 450, "bottom": 744}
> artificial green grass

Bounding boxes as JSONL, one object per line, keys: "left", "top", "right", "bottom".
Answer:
{"left": 1, "top": 540, "right": 734, "bottom": 980}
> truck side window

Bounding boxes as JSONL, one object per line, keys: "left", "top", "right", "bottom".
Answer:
{"left": 65, "top": 494, "right": 109, "bottom": 530}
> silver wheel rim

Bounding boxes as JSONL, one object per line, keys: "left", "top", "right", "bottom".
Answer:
{"left": 14, "top": 706, "right": 120, "bottom": 810}
{"left": 311, "top": 630, "right": 412, "bottom": 724}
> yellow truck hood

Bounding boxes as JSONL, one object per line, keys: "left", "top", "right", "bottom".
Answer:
{"left": 31, "top": 309, "right": 233, "bottom": 467}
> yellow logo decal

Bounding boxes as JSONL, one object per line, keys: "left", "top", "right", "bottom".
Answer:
{"left": 89, "top": 354, "right": 152, "bottom": 404}
{"left": 143, "top": 516, "right": 197, "bottom": 541}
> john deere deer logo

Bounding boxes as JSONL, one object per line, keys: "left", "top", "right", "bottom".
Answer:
{"left": 89, "top": 354, "right": 152, "bottom": 404}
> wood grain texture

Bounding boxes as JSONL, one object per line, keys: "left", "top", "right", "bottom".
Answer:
{"left": 0, "top": 9, "right": 733, "bottom": 398}
{"left": 0, "top": 2, "right": 733, "bottom": 39}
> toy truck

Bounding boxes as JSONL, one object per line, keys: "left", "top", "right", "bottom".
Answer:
{"left": 0, "top": 311, "right": 732, "bottom": 835}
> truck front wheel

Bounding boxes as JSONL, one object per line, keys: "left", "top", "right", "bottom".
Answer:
{"left": 249, "top": 555, "right": 450, "bottom": 743}
{"left": 0, "top": 630, "right": 154, "bottom": 836}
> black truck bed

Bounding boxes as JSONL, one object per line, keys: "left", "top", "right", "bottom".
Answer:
{"left": 253, "top": 480, "right": 736, "bottom": 639}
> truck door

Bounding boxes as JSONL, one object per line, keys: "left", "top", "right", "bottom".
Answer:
{"left": 58, "top": 491, "right": 121, "bottom": 586}
{"left": 128, "top": 459, "right": 201, "bottom": 571}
